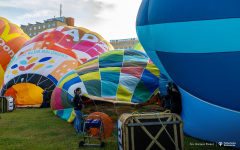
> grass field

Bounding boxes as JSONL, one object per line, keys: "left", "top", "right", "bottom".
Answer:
{"left": 0, "top": 108, "right": 235, "bottom": 150}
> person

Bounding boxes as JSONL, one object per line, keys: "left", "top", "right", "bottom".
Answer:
{"left": 164, "top": 82, "right": 172, "bottom": 111}
{"left": 73, "top": 87, "right": 88, "bottom": 134}
{"left": 42, "top": 88, "right": 48, "bottom": 108}
{"left": 168, "top": 83, "right": 182, "bottom": 115}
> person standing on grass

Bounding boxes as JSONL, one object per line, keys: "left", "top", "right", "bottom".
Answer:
{"left": 73, "top": 87, "right": 88, "bottom": 134}
{"left": 168, "top": 83, "right": 182, "bottom": 115}
{"left": 42, "top": 88, "right": 48, "bottom": 108}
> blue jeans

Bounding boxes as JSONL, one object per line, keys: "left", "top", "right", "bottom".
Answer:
{"left": 74, "top": 110, "right": 82, "bottom": 131}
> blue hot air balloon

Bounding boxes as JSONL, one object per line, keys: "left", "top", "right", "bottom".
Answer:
{"left": 136, "top": 0, "right": 240, "bottom": 148}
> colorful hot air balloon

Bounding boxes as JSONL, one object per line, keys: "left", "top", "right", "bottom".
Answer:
{"left": 2, "top": 26, "right": 113, "bottom": 107}
{"left": 133, "top": 43, "right": 169, "bottom": 96}
{"left": 51, "top": 49, "right": 160, "bottom": 121}
{"left": 132, "top": 42, "right": 145, "bottom": 53}
{"left": 0, "top": 17, "right": 29, "bottom": 86}
{"left": 136, "top": 0, "right": 240, "bottom": 148}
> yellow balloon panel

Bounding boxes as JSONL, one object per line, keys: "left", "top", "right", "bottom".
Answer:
{"left": 0, "top": 65, "right": 4, "bottom": 88}
{"left": 11, "top": 83, "right": 43, "bottom": 106}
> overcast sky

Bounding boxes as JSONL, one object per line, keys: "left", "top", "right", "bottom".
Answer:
{"left": 0, "top": 0, "right": 142, "bottom": 41}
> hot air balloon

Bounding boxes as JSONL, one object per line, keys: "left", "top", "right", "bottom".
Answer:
{"left": 136, "top": 0, "right": 240, "bottom": 148}
{"left": 132, "top": 42, "right": 145, "bottom": 53}
{"left": 0, "top": 17, "right": 29, "bottom": 87}
{"left": 51, "top": 49, "right": 160, "bottom": 121}
{"left": 2, "top": 26, "right": 113, "bottom": 107}
{"left": 133, "top": 43, "right": 169, "bottom": 96}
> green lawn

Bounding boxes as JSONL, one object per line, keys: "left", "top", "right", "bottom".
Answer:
{"left": 0, "top": 109, "right": 117, "bottom": 150}
{"left": 0, "top": 108, "right": 236, "bottom": 150}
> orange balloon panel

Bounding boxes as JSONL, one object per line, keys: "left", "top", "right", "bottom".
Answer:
{"left": 4, "top": 86, "right": 17, "bottom": 99}
{"left": 0, "top": 17, "right": 29, "bottom": 70}
{"left": 5, "top": 83, "right": 43, "bottom": 106}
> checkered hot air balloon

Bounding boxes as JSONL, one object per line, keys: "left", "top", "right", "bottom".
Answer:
{"left": 51, "top": 49, "right": 160, "bottom": 121}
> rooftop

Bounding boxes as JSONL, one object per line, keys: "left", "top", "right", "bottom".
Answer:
{"left": 110, "top": 38, "right": 138, "bottom": 43}
{"left": 21, "top": 17, "right": 66, "bottom": 27}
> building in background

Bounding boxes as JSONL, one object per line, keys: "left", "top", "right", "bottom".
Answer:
{"left": 21, "top": 17, "right": 74, "bottom": 38}
{"left": 110, "top": 38, "right": 139, "bottom": 49}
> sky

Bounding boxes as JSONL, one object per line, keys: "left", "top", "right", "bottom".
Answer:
{"left": 0, "top": 0, "right": 142, "bottom": 41}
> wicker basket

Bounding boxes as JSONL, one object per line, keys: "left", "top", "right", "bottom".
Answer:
{"left": 117, "top": 112, "right": 184, "bottom": 150}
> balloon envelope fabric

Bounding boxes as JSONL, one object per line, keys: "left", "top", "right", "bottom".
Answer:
{"left": 51, "top": 49, "right": 160, "bottom": 120}
{"left": 2, "top": 26, "right": 113, "bottom": 107}
{"left": 0, "top": 17, "right": 29, "bottom": 87}
{"left": 132, "top": 42, "right": 145, "bottom": 53}
{"left": 136, "top": 0, "right": 240, "bottom": 148}
{"left": 133, "top": 43, "right": 169, "bottom": 95}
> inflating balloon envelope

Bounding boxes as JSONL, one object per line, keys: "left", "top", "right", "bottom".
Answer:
{"left": 0, "top": 17, "right": 29, "bottom": 88}
{"left": 136, "top": 0, "right": 240, "bottom": 148}
{"left": 1, "top": 26, "right": 113, "bottom": 107}
{"left": 51, "top": 49, "right": 160, "bottom": 121}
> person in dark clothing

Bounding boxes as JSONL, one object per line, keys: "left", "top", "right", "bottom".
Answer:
{"left": 42, "top": 88, "right": 48, "bottom": 108}
{"left": 164, "top": 82, "right": 172, "bottom": 110}
{"left": 73, "top": 87, "right": 89, "bottom": 133}
{"left": 167, "top": 83, "right": 182, "bottom": 115}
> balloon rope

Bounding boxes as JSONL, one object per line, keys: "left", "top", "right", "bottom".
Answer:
{"left": 83, "top": 105, "right": 91, "bottom": 114}
{"left": 36, "top": 76, "right": 43, "bottom": 86}
{"left": 113, "top": 103, "right": 119, "bottom": 116}
{"left": 156, "top": 114, "right": 179, "bottom": 150}
{"left": 111, "top": 131, "right": 118, "bottom": 139}
{"left": 131, "top": 104, "right": 137, "bottom": 113}
{"left": 91, "top": 98, "right": 104, "bottom": 113}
